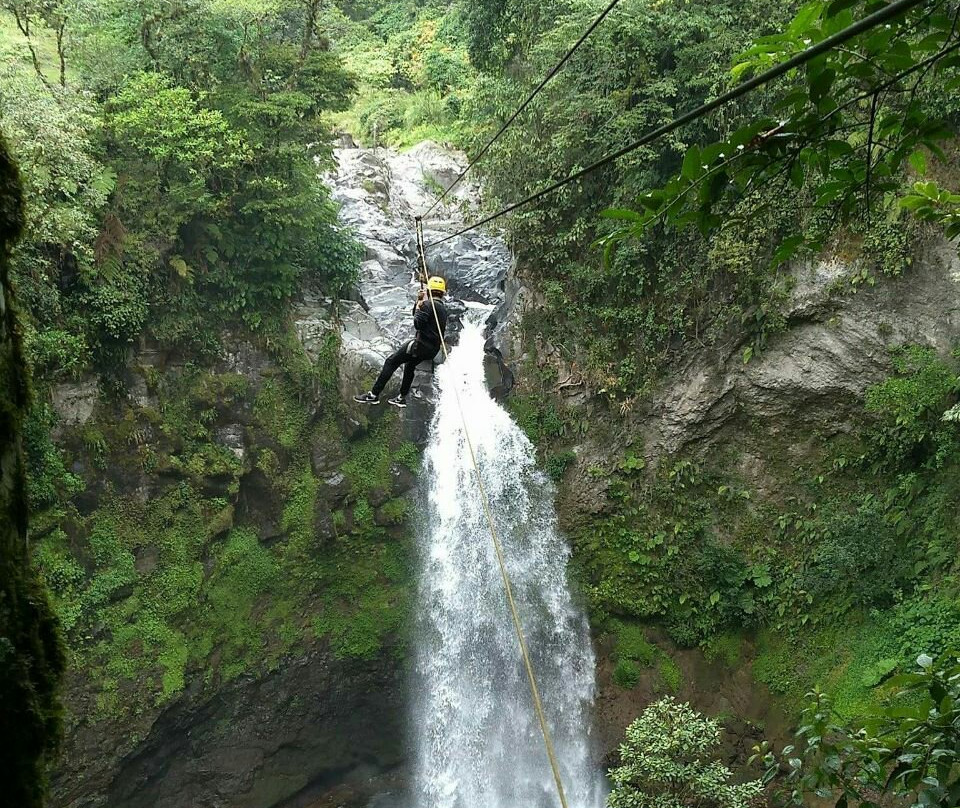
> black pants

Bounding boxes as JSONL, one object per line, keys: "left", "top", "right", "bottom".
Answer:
{"left": 372, "top": 341, "right": 438, "bottom": 397}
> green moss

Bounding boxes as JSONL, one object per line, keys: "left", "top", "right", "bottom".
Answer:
{"left": 311, "top": 537, "right": 410, "bottom": 660}
{"left": 544, "top": 450, "right": 576, "bottom": 483}
{"left": 23, "top": 402, "right": 84, "bottom": 508}
{"left": 656, "top": 655, "right": 683, "bottom": 694}
{"left": 201, "top": 528, "right": 281, "bottom": 682}
{"left": 280, "top": 462, "right": 319, "bottom": 563}
{"left": 351, "top": 497, "right": 382, "bottom": 541}
{"left": 342, "top": 420, "right": 418, "bottom": 497}
{"left": 253, "top": 378, "right": 310, "bottom": 450}
{"left": 613, "top": 620, "right": 658, "bottom": 666}
{"left": 377, "top": 497, "right": 410, "bottom": 524}
{"left": 613, "top": 658, "right": 641, "bottom": 689}
{"left": 0, "top": 133, "right": 65, "bottom": 807}
{"left": 506, "top": 394, "right": 568, "bottom": 447}
{"left": 33, "top": 482, "right": 301, "bottom": 717}
{"left": 704, "top": 632, "right": 742, "bottom": 668}
{"left": 755, "top": 587, "right": 960, "bottom": 721}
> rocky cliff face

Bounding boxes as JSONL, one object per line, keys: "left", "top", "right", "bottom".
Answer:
{"left": 46, "top": 332, "right": 418, "bottom": 808}
{"left": 500, "top": 231, "right": 960, "bottom": 749}
{"left": 516, "top": 237, "right": 960, "bottom": 495}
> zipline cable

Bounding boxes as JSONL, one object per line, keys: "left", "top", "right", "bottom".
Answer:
{"left": 414, "top": 216, "right": 570, "bottom": 808}
{"left": 422, "top": 0, "right": 626, "bottom": 218}
{"left": 637, "top": 36, "right": 960, "bottom": 233}
{"left": 425, "top": 0, "right": 930, "bottom": 248}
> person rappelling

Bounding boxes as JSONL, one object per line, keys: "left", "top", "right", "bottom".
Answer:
{"left": 353, "top": 275, "right": 449, "bottom": 409}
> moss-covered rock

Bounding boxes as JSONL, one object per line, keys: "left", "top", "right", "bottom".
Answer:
{"left": 0, "top": 134, "right": 65, "bottom": 807}
{"left": 23, "top": 319, "right": 422, "bottom": 806}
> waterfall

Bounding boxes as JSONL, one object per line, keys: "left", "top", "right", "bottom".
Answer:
{"left": 411, "top": 322, "right": 606, "bottom": 808}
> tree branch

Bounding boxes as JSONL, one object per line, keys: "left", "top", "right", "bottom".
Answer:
{"left": 10, "top": 5, "right": 54, "bottom": 92}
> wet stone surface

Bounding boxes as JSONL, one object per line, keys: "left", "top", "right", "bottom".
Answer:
{"left": 309, "top": 141, "right": 514, "bottom": 406}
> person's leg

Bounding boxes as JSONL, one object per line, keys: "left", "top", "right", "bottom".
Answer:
{"left": 399, "top": 357, "right": 419, "bottom": 397}
{"left": 398, "top": 345, "right": 438, "bottom": 397}
{"left": 371, "top": 346, "right": 409, "bottom": 397}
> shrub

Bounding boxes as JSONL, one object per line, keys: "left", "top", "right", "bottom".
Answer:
{"left": 609, "top": 697, "right": 763, "bottom": 808}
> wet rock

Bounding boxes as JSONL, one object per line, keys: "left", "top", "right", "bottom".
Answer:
{"left": 220, "top": 341, "right": 272, "bottom": 382}
{"left": 293, "top": 302, "right": 336, "bottom": 365}
{"left": 215, "top": 424, "right": 245, "bottom": 460}
{"left": 134, "top": 546, "right": 159, "bottom": 576}
{"left": 483, "top": 345, "right": 514, "bottom": 400}
{"left": 423, "top": 234, "right": 510, "bottom": 304}
{"left": 126, "top": 372, "right": 155, "bottom": 409}
{"left": 325, "top": 140, "right": 512, "bottom": 396}
{"left": 57, "top": 644, "right": 406, "bottom": 808}
{"left": 52, "top": 378, "right": 98, "bottom": 426}
{"left": 319, "top": 471, "right": 350, "bottom": 502}
{"left": 337, "top": 302, "right": 394, "bottom": 401}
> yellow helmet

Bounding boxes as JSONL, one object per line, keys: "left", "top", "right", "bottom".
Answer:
{"left": 427, "top": 276, "right": 446, "bottom": 294}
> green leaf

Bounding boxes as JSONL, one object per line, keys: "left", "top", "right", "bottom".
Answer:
{"left": 600, "top": 208, "right": 645, "bottom": 222}
{"left": 790, "top": 160, "right": 805, "bottom": 188}
{"left": 809, "top": 67, "right": 836, "bottom": 103}
{"left": 169, "top": 256, "right": 191, "bottom": 278}
{"left": 909, "top": 150, "right": 928, "bottom": 176}
{"left": 772, "top": 235, "right": 806, "bottom": 267}
{"left": 789, "top": 0, "right": 826, "bottom": 35}
{"left": 682, "top": 146, "right": 703, "bottom": 180}
{"left": 825, "top": 139, "right": 853, "bottom": 158}
{"left": 826, "top": 0, "right": 859, "bottom": 16}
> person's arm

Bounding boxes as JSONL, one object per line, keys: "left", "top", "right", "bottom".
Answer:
{"left": 413, "top": 302, "right": 433, "bottom": 332}
{"left": 412, "top": 289, "right": 424, "bottom": 321}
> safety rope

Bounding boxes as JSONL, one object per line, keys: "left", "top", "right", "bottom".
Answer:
{"left": 424, "top": 0, "right": 930, "bottom": 248}
{"left": 423, "top": 0, "right": 626, "bottom": 218}
{"left": 414, "top": 216, "right": 570, "bottom": 808}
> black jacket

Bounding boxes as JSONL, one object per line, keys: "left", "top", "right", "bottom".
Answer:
{"left": 413, "top": 295, "right": 448, "bottom": 353}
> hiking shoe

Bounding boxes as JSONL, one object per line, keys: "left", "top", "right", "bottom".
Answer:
{"left": 387, "top": 395, "right": 407, "bottom": 409}
{"left": 353, "top": 392, "right": 379, "bottom": 404}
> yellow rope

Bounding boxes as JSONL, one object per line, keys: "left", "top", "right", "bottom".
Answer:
{"left": 414, "top": 217, "right": 570, "bottom": 808}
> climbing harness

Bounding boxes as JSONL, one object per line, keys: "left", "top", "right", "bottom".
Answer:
{"left": 414, "top": 216, "right": 571, "bottom": 808}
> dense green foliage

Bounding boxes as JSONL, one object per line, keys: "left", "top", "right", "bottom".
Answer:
{"left": 30, "top": 345, "right": 419, "bottom": 720}
{"left": 0, "top": 0, "right": 413, "bottom": 741}
{"left": 755, "top": 653, "right": 960, "bottom": 807}
{"left": 542, "top": 344, "right": 959, "bottom": 721}
{"left": 608, "top": 697, "right": 763, "bottom": 808}
{"left": 606, "top": 0, "right": 960, "bottom": 270}
{"left": 4, "top": 0, "right": 960, "bottom": 801}
{"left": 335, "top": 0, "right": 959, "bottom": 396}
{"left": 402, "top": 0, "right": 960, "bottom": 738}
{"left": 2, "top": 0, "right": 360, "bottom": 373}
{"left": 0, "top": 133, "right": 65, "bottom": 808}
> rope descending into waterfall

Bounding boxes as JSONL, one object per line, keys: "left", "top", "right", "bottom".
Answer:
{"left": 414, "top": 216, "right": 571, "bottom": 808}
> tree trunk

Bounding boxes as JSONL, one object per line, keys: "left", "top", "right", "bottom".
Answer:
{"left": 56, "top": 19, "right": 66, "bottom": 88}
{"left": 299, "top": 0, "right": 323, "bottom": 62}
{"left": 11, "top": 8, "right": 53, "bottom": 92}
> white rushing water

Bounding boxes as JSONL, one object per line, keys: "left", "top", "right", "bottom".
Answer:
{"left": 411, "top": 321, "right": 606, "bottom": 808}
